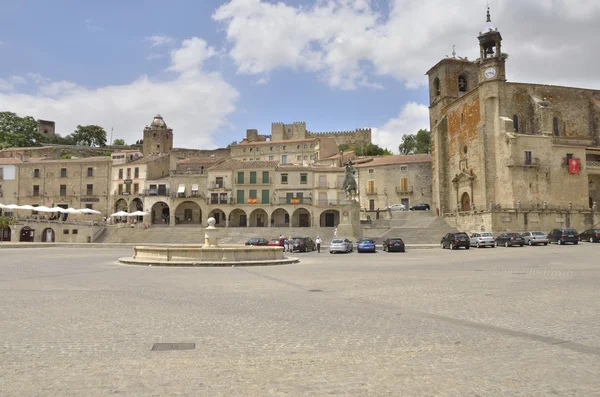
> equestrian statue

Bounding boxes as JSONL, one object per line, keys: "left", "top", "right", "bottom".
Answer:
{"left": 342, "top": 160, "right": 358, "bottom": 200}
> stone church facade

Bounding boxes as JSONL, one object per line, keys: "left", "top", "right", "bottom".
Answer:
{"left": 428, "top": 9, "right": 600, "bottom": 232}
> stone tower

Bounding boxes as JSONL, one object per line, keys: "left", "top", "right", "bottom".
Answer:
{"left": 143, "top": 114, "right": 173, "bottom": 155}
{"left": 476, "top": 7, "right": 506, "bottom": 84}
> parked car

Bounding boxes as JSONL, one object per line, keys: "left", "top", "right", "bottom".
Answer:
{"left": 548, "top": 228, "right": 579, "bottom": 245}
{"left": 409, "top": 203, "right": 431, "bottom": 211}
{"left": 387, "top": 204, "right": 406, "bottom": 211}
{"left": 495, "top": 233, "right": 525, "bottom": 247}
{"left": 290, "top": 237, "right": 316, "bottom": 252}
{"left": 329, "top": 238, "right": 353, "bottom": 254}
{"left": 382, "top": 238, "right": 405, "bottom": 252}
{"left": 469, "top": 232, "right": 495, "bottom": 248}
{"left": 267, "top": 238, "right": 285, "bottom": 246}
{"left": 578, "top": 229, "right": 600, "bottom": 243}
{"left": 357, "top": 238, "right": 376, "bottom": 253}
{"left": 245, "top": 238, "right": 269, "bottom": 246}
{"left": 521, "top": 231, "right": 549, "bottom": 246}
{"left": 440, "top": 232, "right": 470, "bottom": 250}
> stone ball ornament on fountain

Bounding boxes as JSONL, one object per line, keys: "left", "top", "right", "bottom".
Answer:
{"left": 118, "top": 217, "right": 298, "bottom": 267}
{"left": 203, "top": 217, "right": 220, "bottom": 248}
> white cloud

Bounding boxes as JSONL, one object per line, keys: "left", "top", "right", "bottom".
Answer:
{"left": 0, "top": 38, "right": 239, "bottom": 149}
{"left": 371, "top": 102, "right": 429, "bottom": 153}
{"left": 213, "top": 0, "right": 600, "bottom": 90}
{"left": 84, "top": 19, "right": 104, "bottom": 32}
{"left": 0, "top": 75, "right": 27, "bottom": 92}
{"left": 146, "top": 35, "right": 175, "bottom": 48}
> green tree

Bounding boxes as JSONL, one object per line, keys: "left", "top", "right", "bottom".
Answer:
{"left": 0, "top": 111, "right": 45, "bottom": 148}
{"left": 0, "top": 215, "right": 14, "bottom": 242}
{"left": 415, "top": 129, "right": 431, "bottom": 154}
{"left": 398, "top": 134, "right": 417, "bottom": 154}
{"left": 72, "top": 125, "right": 107, "bottom": 147}
{"left": 338, "top": 143, "right": 392, "bottom": 156}
{"left": 42, "top": 133, "right": 75, "bottom": 145}
{"left": 112, "top": 138, "right": 126, "bottom": 145}
{"left": 398, "top": 129, "right": 430, "bottom": 154}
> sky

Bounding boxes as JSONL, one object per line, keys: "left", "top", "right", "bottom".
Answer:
{"left": 1, "top": 0, "right": 599, "bottom": 153}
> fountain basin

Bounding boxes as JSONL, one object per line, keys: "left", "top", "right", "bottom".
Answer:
{"left": 118, "top": 244, "right": 298, "bottom": 267}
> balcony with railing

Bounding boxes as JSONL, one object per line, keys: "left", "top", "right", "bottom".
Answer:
{"left": 314, "top": 199, "right": 342, "bottom": 207}
{"left": 395, "top": 186, "right": 413, "bottom": 195}
{"left": 587, "top": 161, "right": 600, "bottom": 169}
{"left": 365, "top": 188, "right": 378, "bottom": 196}
{"left": 208, "top": 183, "right": 231, "bottom": 191}
{"left": 277, "top": 197, "right": 313, "bottom": 205}
{"left": 507, "top": 157, "right": 540, "bottom": 168}
{"left": 141, "top": 188, "right": 170, "bottom": 196}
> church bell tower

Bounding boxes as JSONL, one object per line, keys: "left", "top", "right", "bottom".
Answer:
{"left": 477, "top": 7, "right": 506, "bottom": 83}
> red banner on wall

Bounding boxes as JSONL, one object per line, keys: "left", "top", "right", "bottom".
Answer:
{"left": 290, "top": 198, "right": 300, "bottom": 204}
{"left": 568, "top": 158, "right": 580, "bottom": 175}
{"left": 247, "top": 197, "right": 258, "bottom": 204}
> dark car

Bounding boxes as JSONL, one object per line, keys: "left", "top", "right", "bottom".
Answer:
{"left": 548, "top": 228, "right": 579, "bottom": 245}
{"left": 245, "top": 238, "right": 269, "bottom": 246}
{"left": 291, "top": 237, "right": 316, "bottom": 252}
{"left": 440, "top": 232, "right": 470, "bottom": 250}
{"left": 578, "top": 229, "right": 600, "bottom": 243}
{"left": 495, "top": 232, "right": 525, "bottom": 247}
{"left": 410, "top": 203, "right": 431, "bottom": 211}
{"left": 383, "top": 238, "right": 405, "bottom": 252}
{"left": 267, "top": 238, "right": 285, "bottom": 246}
{"left": 357, "top": 238, "right": 376, "bottom": 253}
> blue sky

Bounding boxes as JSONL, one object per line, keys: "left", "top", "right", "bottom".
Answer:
{"left": 1, "top": 0, "right": 598, "bottom": 151}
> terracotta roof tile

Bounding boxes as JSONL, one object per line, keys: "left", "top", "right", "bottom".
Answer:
{"left": 355, "top": 154, "right": 431, "bottom": 167}
{"left": 208, "top": 159, "right": 279, "bottom": 170}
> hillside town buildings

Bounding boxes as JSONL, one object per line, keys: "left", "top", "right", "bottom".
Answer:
{"left": 2, "top": 114, "right": 432, "bottom": 240}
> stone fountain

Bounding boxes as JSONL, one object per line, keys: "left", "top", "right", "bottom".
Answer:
{"left": 118, "top": 217, "right": 298, "bottom": 267}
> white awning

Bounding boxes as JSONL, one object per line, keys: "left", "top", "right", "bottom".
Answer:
{"left": 177, "top": 184, "right": 185, "bottom": 193}
{"left": 192, "top": 184, "right": 198, "bottom": 191}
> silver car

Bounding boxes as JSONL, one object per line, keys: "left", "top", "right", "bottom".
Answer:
{"left": 329, "top": 238, "right": 353, "bottom": 254}
{"left": 521, "top": 231, "right": 549, "bottom": 246}
{"left": 470, "top": 232, "right": 495, "bottom": 248}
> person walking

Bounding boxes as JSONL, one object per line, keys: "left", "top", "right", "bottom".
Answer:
{"left": 333, "top": 227, "right": 338, "bottom": 238}
{"left": 283, "top": 238, "right": 289, "bottom": 253}
{"left": 315, "top": 236, "right": 322, "bottom": 253}
{"left": 288, "top": 236, "right": 294, "bottom": 252}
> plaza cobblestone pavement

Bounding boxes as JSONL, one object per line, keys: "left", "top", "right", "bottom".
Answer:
{"left": 0, "top": 245, "right": 599, "bottom": 396}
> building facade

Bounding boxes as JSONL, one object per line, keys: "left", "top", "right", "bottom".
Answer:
{"left": 16, "top": 156, "right": 112, "bottom": 214}
{"left": 356, "top": 154, "right": 432, "bottom": 211}
{"left": 428, "top": 9, "right": 600, "bottom": 232}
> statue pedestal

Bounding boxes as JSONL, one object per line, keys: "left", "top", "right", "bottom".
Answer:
{"left": 335, "top": 200, "right": 362, "bottom": 243}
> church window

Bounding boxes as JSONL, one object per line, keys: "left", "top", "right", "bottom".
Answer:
{"left": 566, "top": 153, "right": 573, "bottom": 166}
{"left": 524, "top": 151, "right": 532, "bottom": 166}
{"left": 553, "top": 117, "right": 560, "bottom": 136}
{"left": 433, "top": 77, "right": 440, "bottom": 96}
{"left": 458, "top": 75, "right": 467, "bottom": 92}
{"left": 513, "top": 115, "right": 519, "bottom": 132}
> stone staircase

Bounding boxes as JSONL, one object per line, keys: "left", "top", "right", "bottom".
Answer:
{"left": 363, "top": 211, "right": 457, "bottom": 244}
{"left": 97, "top": 225, "right": 336, "bottom": 245}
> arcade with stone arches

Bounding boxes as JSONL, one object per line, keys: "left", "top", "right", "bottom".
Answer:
{"left": 174, "top": 201, "right": 202, "bottom": 225}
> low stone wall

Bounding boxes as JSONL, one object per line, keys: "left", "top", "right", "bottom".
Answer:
{"left": 444, "top": 210, "right": 600, "bottom": 234}
{"left": 4, "top": 221, "right": 101, "bottom": 243}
